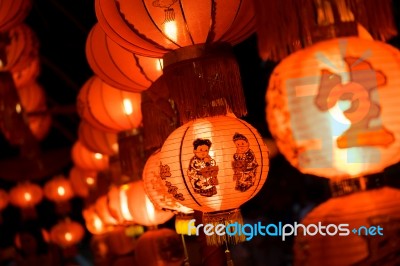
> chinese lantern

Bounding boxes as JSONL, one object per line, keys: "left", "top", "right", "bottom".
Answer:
{"left": 135, "top": 228, "right": 185, "bottom": 266}
{"left": 50, "top": 219, "right": 85, "bottom": 248}
{"left": 83, "top": 206, "right": 111, "bottom": 235}
{"left": 95, "top": 195, "right": 118, "bottom": 226}
{"left": 266, "top": 37, "right": 400, "bottom": 179}
{"left": 0, "top": 0, "right": 31, "bottom": 32}
{"left": 107, "top": 185, "right": 135, "bottom": 225}
{"left": 71, "top": 141, "right": 109, "bottom": 171}
{"left": 0, "top": 189, "right": 8, "bottom": 211}
{"left": 0, "top": 24, "right": 39, "bottom": 71}
{"left": 9, "top": 182, "right": 43, "bottom": 209}
{"left": 12, "top": 57, "right": 40, "bottom": 88}
{"left": 86, "top": 24, "right": 162, "bottom": 92}
{"left": 78, "top": 121, "right": 118, "bottom": 156}
{"left": 44, "top": 175, "right": 74, "bottom": 203}
{"left": 77, "top": 76, "right": 142, "bottom": 133}
{"left": 69, "top": 166, "right": 97, "bottom": 198}
{"left": 125, "top": 180, "right": 174, "bottom": 227}
{"left": 95, "top": 0, "right": 254, "bottom": 57}
{"left": 159, "top": 115, "right": 269, "bottom": 245}
{"left": 294, "top": 187, "right": 400, "bottom": 266}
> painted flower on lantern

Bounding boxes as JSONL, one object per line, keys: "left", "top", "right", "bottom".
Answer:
{"left": 187, "top": 138, "right": 219, "bottom": 197}
{"left": 159, "top": 163, "right": 184, "bottom": 201}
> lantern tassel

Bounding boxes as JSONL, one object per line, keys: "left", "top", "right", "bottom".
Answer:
{"left": 202, "top": 209, "right": 246, "bottom": 246}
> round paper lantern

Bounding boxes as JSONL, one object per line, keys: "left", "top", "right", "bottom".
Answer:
{"left": 78, "top": 121, "right": 118, "bottom": 156}
{"left": 135, "top": 228, "right": 184, "bottom": 266}
{"left": 9, "top": 182, "right": 43, "bottom": 208}
{"left": 95, "top": 0, "right": 254, "bottom": 57}
{"left": 50, "top": 219, "right": 85, "bottom": 248}
{"left": 44, "top": 175, "right": 74, "bottom": 203}
{"left": 69, "top": 166, "right": 97, "bottom": 198}
{"left": 294, "top": 187, "right": 400, "bottom": 266}
{"left": 0, "top": 189, "right": 9, "bottom": 211}
{"left": 71, "top": 141, "right": 109, "bottom": 171}
{"left": 83, "top": 207, "right": 111, "bottom": 235}
{"left": 0, "top": 24, "right": 39, "bottom": 71}
{"left": 125, "top": 180, "right": 174, "bottom": 227}
{"left": 86, "top": 24, "right": 163, "bottom": 92}
{"left": 95, "top": 195, "right": 118, "bottom": 226}
{"left": 0, "top": 0, "right": 31, "bottom": 31}
{"left": 77, "top": 76, "right": 142, "bottom": 133}
{"left": 266, "top": 37, "right": 400, "bottom": 179}
{"left": 107, "top": 185, "right": 135, "bottom": 225}
{"left": 16, "top": 82, "right": 46, "bottom": 112}
{"left": 12, "top": 57, "right": 40, "bottom": 87}
{"left": 143, "top": 150, "right": 193, "bottom": 215}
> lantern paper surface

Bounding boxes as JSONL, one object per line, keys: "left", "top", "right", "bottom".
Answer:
{"left": 294, "top": 187, "right": 400, "bottom": 266}
{"left": 107, "top": 185, "right": 135, "bottom": 225}
{"left": 95, "top": 0, "right": 254, "bottom": 57}
{"left": 143, "top": 150, "right": 193, "bottom": 215}
{"left": 86, "top": 24, "right": 163, "bottom": 92}
{"left": 44, "top": 176, "right": 74, "bottom": 202}
{"left": 159, "top": 115, "right": 269, "bottom": 212}
{"left": 9, "top": 182, "right": 43, "bottom": 208}
{"left": 71, "top": 141, "right": 109, "bottom": 171}
{"left": 267, "top": 37, "right": 400, "bottom": 179}
{"left": 83, "top": 207, "right": 111, "bottom": 235}
{"left": 16, "top": 82, "right": 46, "bottom": 111}
{"left": 78, "top": 121, "right": 118, "bottom": 156}
{"left": 77, "top": 76, "right": 142, "bottom": 133}
{"left": 95, "top": 195, "right": 118, "bottom": 226}
{"left": 0, "top": 0, "right": 31, "bottom": 31}
{"left": 69, "top": 166, "right": 97, "bottom": 198}
{"left": 12, "top": 57, "right": 40, "bottom": 88}
{"left": 50, "top": 219, "right": 85, "bottom": 248}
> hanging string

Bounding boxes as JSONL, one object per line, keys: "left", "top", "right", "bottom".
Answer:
{"left": 181, "top": 234, "right": 190, "bottom": 266}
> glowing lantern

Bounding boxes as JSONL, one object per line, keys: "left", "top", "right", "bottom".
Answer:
{"left": 83, "top": 207, "right": 111, "bottom": 235}
{"left": 78, "top": 121, "right": 118, "bottom": 156}
{"left": 50, "top": 219, "right": 85, "bottom": 248}
{"left": 135, "top": 228, "right": 185, "bottom": 266}
{"left": 95, "top": 195, "right": 118, "bottom": 226}
{"left": 69, "top": 166, "right": 97, "bottom": 198}
{"left": 77, "top": 76, "right": 142, "bottom": 133}
{"left": 0, "top": 0, "right": 31, "bottom": 31}
{"left": 0, "top": 189, "right": 8, "bottom": 211}
{"left": 266, "top": 37, "right": 400, "bottom": 179}
{"left": 107, "top": 185, "right": 135, "bottom": 225}
{"left": 44, "top": 175, "right": 74, "bottom": 203}
{"left": 86, "top": 24, "right": 163, "bottom": 92}
{"left": 16, "top": 82, "right": 46, "bottom": 111}
{"left": 159, "top": 115, "right": 269, "bottom": 245}
{"left": 294, "top": 187, "right": 400, "bottom": 266}
{"left": 71, "top": 141, "right": 109, "bottom": 171}
{"left": 12, "top": 57, "right": 40, "bottom": 88}
{"left": 125, "top": 180, "right": 174, "bottom": 227}
{"left": 95, "top": 0, "right": 254, "bottom": 57}
{"left": 0, "top": 24, "right": 38, "bottom": 71}
{"left": 9, "top": 182, "right": 43, "bottom": 209}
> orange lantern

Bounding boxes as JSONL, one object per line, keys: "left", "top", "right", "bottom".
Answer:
{"left": 107, "top": 185, "right": 135, "bottom": 225}
{"left": 83, "top": 206, "right": 111, "bottom": 235}
{"left": 95, "top": 195, "right": 118, "bottom": 226}
{"left": 71, "top": 141, "right": 109, "bottom": 171}
{"left": 78, "top": 121, "right": 118, "bottom": 156}
{"left": 95, "top": 0, "right": 254, "bottom": 57}
{"left": 294, "top": 187, "right": 400, "bottom": 266}
{"left": 50, "top": 219, "right": 85, "bottom": 248}
{"left": 9, "top": 182, "right": 43, "bottom": 209}
{"left": 159, "top": 115, "right": 269, "bottom": 245}
{"left": 125, "top": 180, "right": 174, "bottom": 227}
{"left": 266, "top": 37, "right": 400, "bottom": 179}
{"left": 0, "top": 0, "right": 31, "bottom": 32}
{"left": 0, "top": 189, "right": 8, "bottom": 211}
{"left": 69, "top": 166, "right": 97, "bottom": 198}
{"left": 16, "top": 82, "right": 46, "bottom": 111}
{"left": 86, "top": 24, "right": 163, "bottom": 92}
{"left": 77, "top": 76, "right": 142, "bottom": 133}
{"left": 0, "top": 24, "right": 39, "bottom": 72}
{"left": 143, "top": 150, "right": 193, "bottom": 215}
{"left": 12, "top": 57, "right": 40, "bottom": 88}
{"left": 44, "top": 175, "right": 74, "bottom": 203}
{"left": 135, "top": 228, "right": 184, "bottom": 266}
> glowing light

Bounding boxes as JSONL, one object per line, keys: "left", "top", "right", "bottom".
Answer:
{"left": 86, "top": 177, "right": 95, "bottom": 185}
{"left": 94, "top": 217, "right": 103, "bottom": 230}
{"left": 57, "top": 186, "right": 65, "bottom": 196}
{"left": 64, "top": 232, "right": 72, "bottom": 241}
{"left": 15, "top": 103, "right": 22, "bottom": 113}
{"left": 112, "top": 143, "right": 119, "bottom": 153}
{"left": 145, "top": 195, "right": 155, "bottom": 222}
{"left": 156, "top": 59, "right": 164, "bottom": 71}
{"left": 120, "top": 189, "right": 134, "bottom": 221}
{"left": 94, "top": 153, "right": 103, "bottom": 160}
{"left": 123, "top": 98, "right": 133, "bottom": 115}
{"left": 163, "top": 21, "right": 177, "bottom": 42}
{"left": 24, "top": 192, "right": 32, "bottom": 202}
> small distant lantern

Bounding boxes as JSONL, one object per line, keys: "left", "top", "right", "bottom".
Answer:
{"left": 83, "top": 206, "right": 111, "bottom": 235}
{"left": 69, "top": 166, "right": 97, "bottom": 198}
{"left": 50, "top": 219, "right": 85, "bottom": 248}
{"left": 71, "top": 141, "right": 109, "bottom": 171}
{"left": 44, "top": 175, "right": 74, "bottom": 203}
{"left": 9, "top": 182, "right": 43, "bottom": 220}
{"left": 78, "top": 121, "right": 118, "bottom": 156}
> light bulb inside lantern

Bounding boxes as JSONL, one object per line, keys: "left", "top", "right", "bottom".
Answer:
{"left": 156, "top": 59, "right": 163, "bottom": 72}
{"left": 86, "top": 176, "right": 95, "bottom": 186}
{"left": 123, "top": 98, "right": 133, "bottom": 115}
{"left": 120, "top": 188, "right": 134, "bottom": 221}
{"left": 24, "top": 192, "right": 32, "bottom": 202}
{"left": 163, "top": 21, "right": 178, "bottom": 43}
{"left": 15, "top": 103, "right": 22, "bottom": 113}
{"left": 94, "top": 153, "right": 103, "bottom": 160}
{"left": 94, "top": 217, "right": 103, "bottom": 230}
{"left": 112, "top": 143, "right": 119, "bottom": 153}
{"left": 57, "top": 186, "right": 65, "bottom": 196}
{"left": 65, "top": 232, "right": 72, "bottom": 241}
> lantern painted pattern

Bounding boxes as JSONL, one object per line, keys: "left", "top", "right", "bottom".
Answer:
{"left": 86, "top": 24, "right": 163, "bottom": 92}
{"left": 0, "top": 0, "right": 31, "bottom": 31}
{"left": 143, "top": 150, "right": 193, "bottom": 215}
{"left": 0, "top": 189, "right": 8, "bottom": 211}
{"left": 69, "top": 166, "right": 97, "bottom": 198}
{"left": 9, "top": 182, "right": 43, "bottom": 208}
{"left": 95, "top": 0, "right": 255, "bottom": 57}
{"left": 50, "top": 219, "right": 85, "bottom": 248}
{"left": 159, "top": 115, "right": 269, "bottom": 212}
{"left": 77, "top": 76, "right": 142, "bottom": 133}
{"left": 44, "top": 175, "right": 74, "bottom": 203}
{"left": 78, "top": 121, "right": 118, "bottom": 156}
{"left": 71, "top": 141, "right": 109, "bottom": 171}
{"left": 266, "top": 37, "right": 400, "bottom": 179}
{"left": 294, "top": 187, "right": 400, "bottom": 266}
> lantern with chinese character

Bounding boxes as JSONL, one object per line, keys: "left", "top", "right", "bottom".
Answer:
{"left": 0, "top": 0, "right": 31, "bottom": 32}
{"left": 266, "top": 37, "right": 400, "bottom": 180}
{"left": 69, "top": 166, "right": 97, "bottom": 198}
{"left": 86, "top": 24, "right": 163, "bottom": 92}
{"left": 159, "top": 115, "right": 269, "bottom": 245}
{"left": 78, "top": 121, "right": 118, "bottom": 156}
{"left": 71, "top": 141, "right": 109, "bottom": 171}
{"left": 50, "top": 219, "right": 85, "bottom": 248}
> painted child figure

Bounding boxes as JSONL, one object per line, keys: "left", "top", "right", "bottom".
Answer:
{"left": 187, "top": 138, "right": 219, "bottom": 197}
{"left": 232, "top": 133, "right": 258, "bottom": 192}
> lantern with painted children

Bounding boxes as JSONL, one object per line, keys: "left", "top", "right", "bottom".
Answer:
{"left": 159, "top": 115, "right": 269, "bottom": 245}
{"left": 266, "top": 37, "right": 400, "bottom": 180}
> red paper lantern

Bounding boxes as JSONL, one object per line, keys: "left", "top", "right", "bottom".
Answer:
{"left": 86, "top": 24, "right": 163, "bottom": 92}
{"left": 0, "top": 189, "right": 8, "bottom": 211}
{"left": 69, "top": 166, "right": 97, "bottom": 198}
{"left": 95, "top": 0, "right": 254, "bottom": 57}
{"left": 83, "top": 207, "right": 111, "bottom": 235}
{"left": 44, "top": 175, "right": 74, "bottom": 203}
{"left": 266, "top": 37, "right": 400, "bottom": 179}
{"left": 95, "top": 195, "right": 118, "bottom": 226}
{"left": 12, "top": 57, "right": 40, "bottom": 88}
{"left": 50, "top": 219, "right": 85, "bottom": 248}
{"left": 78, "top": 121, "right": 118, "bottom": 156}
{"left": 71, "top": 141, "right": 109, "bottom": 171}
{"left": 125, "top": 180, "right": 175, "bottom": 227}
{"left": 107, "top": 185, "right": 135, "bottom": 225}
{"left": 0, "top": 24, "right": 39, "bottom": 71}
{"left": 77, "top": 76, "right": 142, "bottom": 133}
{"left": 0, "top": 0, "right": 31, "bottom": 32}
{"left": 16, "top": 82, "right": 46, "bottom": 112}
{"left": 9, "top": 182, "right": 43, "bottom": 208}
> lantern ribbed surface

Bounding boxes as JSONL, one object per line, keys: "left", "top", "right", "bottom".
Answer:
{"left": 83, "top": 207, "right": 110, "bottom": 235}
{"left": 266, "top": 37, "right": 400, "bottom": 179}
{"left": 78, "top": 121, "right": 118, "bottom": 156}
